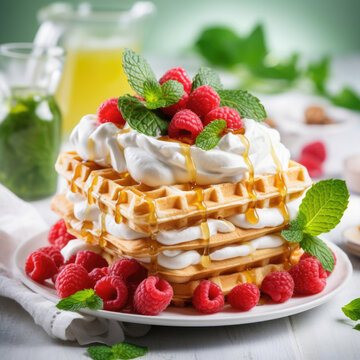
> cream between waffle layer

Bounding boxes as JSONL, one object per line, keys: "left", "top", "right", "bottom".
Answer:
{"left": 70, "top": 115, "right": 290, "bottom": 187}
{"left": 63, "top": 191, "right": 301, "bottom": 269}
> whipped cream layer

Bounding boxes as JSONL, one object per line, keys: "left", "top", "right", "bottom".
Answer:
{"left": 132, "top": 234, "right": 285, "bottom": 269}
{"left": 70, "top": 115, "right": 290, "bottom": 186}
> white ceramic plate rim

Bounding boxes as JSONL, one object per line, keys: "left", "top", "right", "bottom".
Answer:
{"left": 14, "top": 231, "right": 353, "bottom": 327}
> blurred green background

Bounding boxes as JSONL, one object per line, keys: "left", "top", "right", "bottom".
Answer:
{"left": 1, "top": 0, "right": 360, "bottom": 57}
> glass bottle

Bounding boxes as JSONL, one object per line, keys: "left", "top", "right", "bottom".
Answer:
{"left": 0, "top": 43, "right": 64, "bottom": 200}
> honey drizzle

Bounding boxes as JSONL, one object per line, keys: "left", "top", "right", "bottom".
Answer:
{"left": 99, "top": 212, "right": 107, "bottom": 248}
{"left": 70, "top": 163, "right": 83, "bottom": 193}
{"left": 238, "top": 134, "right": 259, "bottom": 225}
{"left": 81, "top": 221, "right": 94, "bottom": 244}
{"left": 269, "top": 138, "right": 290, "bottom": 224}
{"left": 180, "top": 144, "right": 211, "bottom": 268}
{"left": 87, "top": 175, "right": 99, "bottom": 205}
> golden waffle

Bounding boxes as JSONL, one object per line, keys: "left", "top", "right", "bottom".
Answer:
{"left": 101, "top": 246, "right": 302, "bottom": 306}
{"left": 51, "top": 194, "right": 286, "bottom": 257}
{"left": 55, "top": 151, "right": 311, "bottom": 234}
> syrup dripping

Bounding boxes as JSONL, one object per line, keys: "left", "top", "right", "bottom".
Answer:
{"left": 238, "top": 134, "right": 259, "bottom": 225}
{"left": 80, "top": 221, "right": 94, "bottom": 244}
{"left": 99, "top": 212, "right": 107, "bottom": 248}
{"left": 87, "top": 175, "right": 99, "bottom": 205}
{"left": 70, "top": 163, "right": 83, "bottom": 193}
{"left": 268, "top": 137, "right": 290, "bottom": 224}
{"left": 180, "top": 143, "right": 211, "bottom": 268}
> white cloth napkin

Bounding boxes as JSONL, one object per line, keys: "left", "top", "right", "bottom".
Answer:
{"left": 0, "top": 184, "right": 150, "bottom": 345}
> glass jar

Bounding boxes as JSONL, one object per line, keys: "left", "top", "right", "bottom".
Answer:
{"left": 0, "top": 43, "right": 64, "bottom": 200}
{"left": 36, "top": 2, "right": 155, "bottom": 134}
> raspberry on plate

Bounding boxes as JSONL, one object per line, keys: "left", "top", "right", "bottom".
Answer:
{"left": 108, "top": 258, "right": 147, "bottom": 283}
{"left": 75, "top": 251, "right": 108, "bottom": 273}
{"left": 48, "top": 219, "right": 76, "bottom": 250}
{"left": 289, "top": 258, "right": 327, "bottom": 295}
{"left": 261, "top": 271, "right": 294, "bottom": 303}
{"left": 134, "top": 276, "right": 173, "bottom": 315}
{"left": 159, "top": 67, "right": 192, "bottom": 94}
{"left": 97, "top": 97, "right": 126, "bottom": 127}
{"left": 89, "top": 267, "right": 108, "bottom": 287}
{"left": 168, "top": 109, "right": 203, "bottom": 141}
{"left": 55, "top": 264, "right": 91, "bottom": 298}
{"left": 161, "top": 92, "right": 189, "bottom": 116}
{"left": 227, "top": 283, "right": 260, "bottom": 311}
{"left": 25, "top": 250, "right": 58, "bottom": 283}
{"left": 94, "top": 275, "right": 128, "bottom": 311}
{"left": 301, "top": 141, "right": 327, "bottom": 162}
{"left": 186, "top": 85, "right": 220, "bottom": 118}
{"left": 298, "top": 153, "right": 323, "bottom": 178}
{"left": 300, "top": 250, "right": 336, "bottom": 276}
{"left": 192, "top": 280, "right": 224, "bottom": 314}
{"left": 38, "top": 246, "right": 64, "bottom": 268}
{"left": 203, "top": 106, "right": 242, "bottom": 130}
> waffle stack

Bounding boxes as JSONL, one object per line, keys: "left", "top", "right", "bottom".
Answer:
{"left": 52, "top": 150, "right": 312, "bottom": 306}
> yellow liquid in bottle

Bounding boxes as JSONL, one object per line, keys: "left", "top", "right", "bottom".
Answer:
{"left": 56, "top": 47, "right": 136, "bottom": 134}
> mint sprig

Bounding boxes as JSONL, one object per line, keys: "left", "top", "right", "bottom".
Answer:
{"left": 342, "top": 298, "right": 360, "bottom": 331}
{"left": 281, "top": 179, "right": 349, "bottom": 272}
{"left": 195, "top": 119, "right": 227, "bottom": 150}
{"left": 87, "top": 342, "right": 148, "bottom": 360}
{"left": 122, "top": 49, "right": 182, "bottom": 110}
{"left": 56, "top": 289, "right": 103, "bottom": 311}
{"left": 218, "top": 89, "right": 267, "bottom": 122}
{"left": 118, "top": 95, "right": 169, "bottom": 136}
{"left": 192, "top": 67, "right": 223, "bottom": 91}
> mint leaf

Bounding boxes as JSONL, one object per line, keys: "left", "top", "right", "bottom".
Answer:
{"left": 87, "top": 345, "right": 114, "bottom": 360}
{"left": 192, "top": 67, "right": 223, "bottom": 91}
{"left": 195, "top": 26, "right": 242, "bottom": 68}
{"left": 300, "top": 179, "right": 349, "bottom": 236}
{"left": 354, "top": 324, "right": 360, "bottom": 331}
{"left": 122, "top": 49, "right": 157, "bottom": 98}
{"left": 87, "top": 343, "right": 148, "bottom": 360}
{"left": 218, "top": 89, "right": 267, "bottom": 122}
{"left": 300, "top": 234, "right": 334, "bottom": 272}
{"left": 142, "top": 79, "right": 165, "bottom": 109}
{"left": 331, "top": 87, "right": 360, "bottom": 111}
{"left": 281, "top": 218, "right": 304, "bottom": 243}
{"left": 161, "top": 80, "right": 184, "bottom": 106}
{"left": 307, "top": 56, "right": 330, "bottom": 95}
{"left": 118, "top": 95, "right": 169, "bottom": 136}
{"left": 342, "top": 298, "right": 360, "bottom": 321}
{"left": 112, "top": 343, "right": 148, "bottom": 359}
{"left": 195, "top": 119, "right": 227, "bottom": 150}
{"left": 56, "top": 289, "right": 103, "bottom": 312}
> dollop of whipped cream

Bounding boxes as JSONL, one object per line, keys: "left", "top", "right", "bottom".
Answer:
{"left": 61, "top": 239, "right": 102, "bottom": 261}
{"left": 70, "top": 115, "right": 290, "bottom": 186}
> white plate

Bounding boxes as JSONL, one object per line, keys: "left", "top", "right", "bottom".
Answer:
{"left": 14, "top": 231, "right": 353, "bottom": 327}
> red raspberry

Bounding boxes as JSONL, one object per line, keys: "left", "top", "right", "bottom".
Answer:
{"left": 75, "top": 251, "right": 108, "bottom": 273}
{"left": 298, "top": 153, "right": 323, "bottom": 178}
{"left": 122, "top": 281, "right": 139, "bottom": 314}
{"left": 25, "top": 251, "right": 58, "bottom": 283}
{"left": 159, "top": 67, "right": 192, "bottom": 94}
{"left": 300, "top": 250, "right": 336, "bottom": 276}
{"left": 301, "top": 141, "right": 326, "bottom": 162}
{"left": 289, "top": 257, "right": 327, "bottom": 295}
{"left": 168, "top": 109, "right": 203, "bottom": 141}
{"left": 89, "top": 267, "right": 108, "bottom": 287}
{"left": 161, "top": 92, "right": 189, "bottom": 116}
{"left": 187, "top": 85, "right": 220, "bottom": 118}
{"left": 65, "top": 254, "right": 76, "bottom": 265}
{"left": 192, "top": 280, "right": 224, "bottom": 314}
{"left": 94, "top": 275, "right": 128, "bottom": 311}
{"left": 48, "top": 219, "right": 76, "bottom": 250}
{"left": 97, "top": 97, "right": 125, "bottom": 127}
{"left": 261, "top": 271, "right": 294, "bottom": 303}
{"left": 38, "top": 246, "right": 64, "bottom": 268}
{"left": 134, "top": 276, "right": 173, "bottom": 315}
{"left": 203, "top": 106, "right": 242, "bottom": 130}
{"left": 227, "top": 283, "right": 260, "bottom": 311}
{"left": 108, "top": 258, "right": 147, "bottom": 283}
{"left": 55, "top": 264, "right": 91, "bottom": 298}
